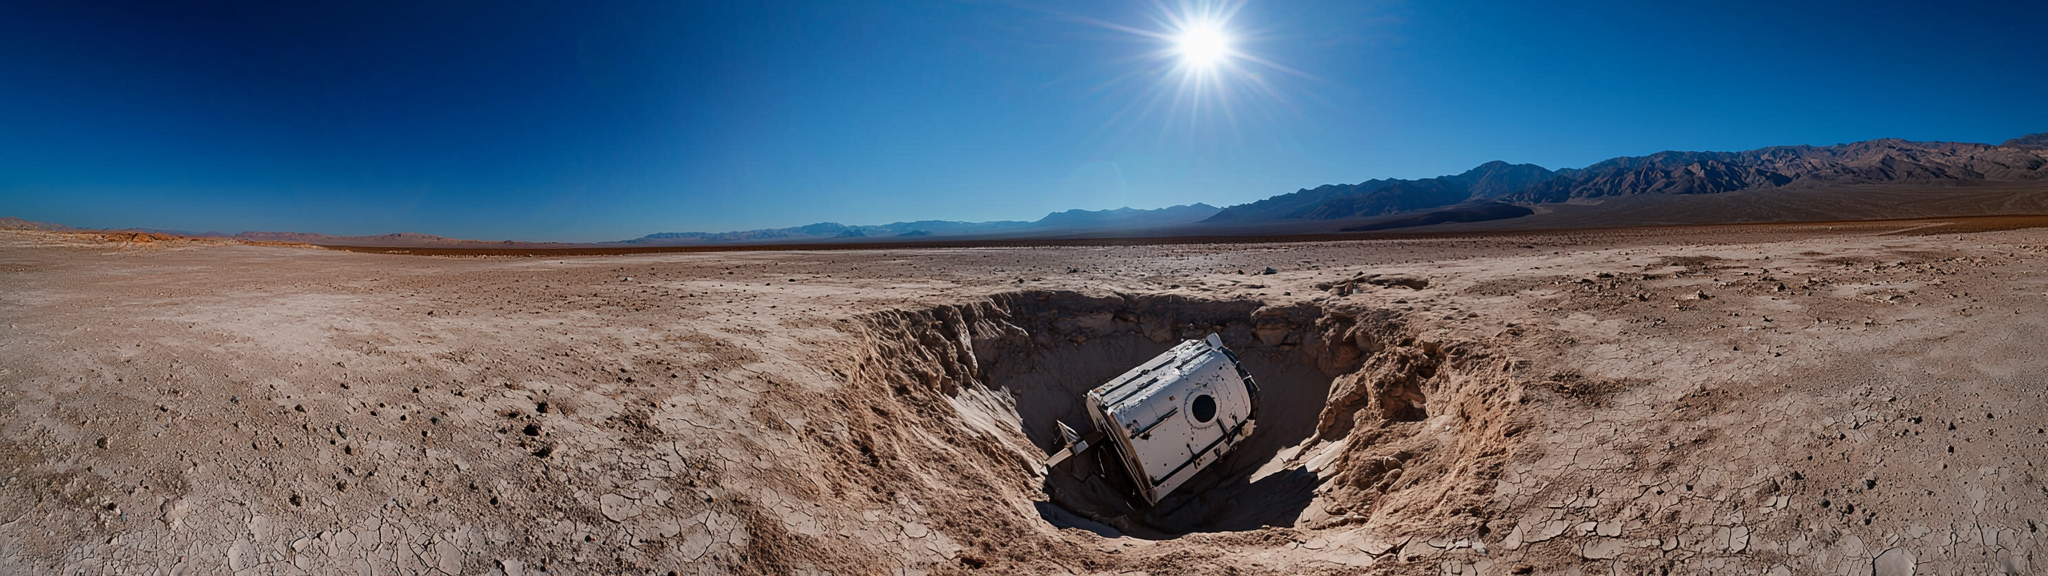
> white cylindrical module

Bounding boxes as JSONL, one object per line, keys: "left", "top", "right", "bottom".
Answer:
{"left": 1084, "top": 333, "right": 1260, "bottom": 505}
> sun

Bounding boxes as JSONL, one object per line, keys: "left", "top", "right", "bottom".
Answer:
{"left": 1174, "top": 23, "right": 1232, "bottom": 68}
{"left": 1073, "top": 0, "right": 1309, "bottom": 138}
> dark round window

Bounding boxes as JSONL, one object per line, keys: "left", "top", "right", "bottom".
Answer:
{"left": 1191, "top": 394, "right": 1217, "bottom": 423}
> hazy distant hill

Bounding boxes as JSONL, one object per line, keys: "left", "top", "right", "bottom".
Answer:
{"left": 228, "top": 231, "right": 575, "bottom": 248}
{"left": 623, "top": 204, "right": 1218, "bottom": 246}
{"left": 0, "top": 216, "right": 77, "bottom": 231}
{"left": 1032, "top": 203, "right": 1220, "bottom": 229}
{"left": 625, "top": 220, "right": 1031, "bottom": 245}
{"left": 0, "top": 204, "right": 1222, "bottom": 248}
{"left": 1207, "top": 134, "right": 2048, "bottom": 225}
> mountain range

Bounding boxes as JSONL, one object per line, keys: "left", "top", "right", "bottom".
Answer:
{"left": 7, "top": 133, "right": 2047, "bottom": 246}
{"left": 618, "top": 203, "right": 1220, "bottom": 246}
{"left": 0, "top": 205, "right": 1228, "bottom": 248}
{"left": 1207, "top": 134, "right": 2048, "bottom": 224}
{"left": 619, "top": 132, "right": 2048, "bottom": 243}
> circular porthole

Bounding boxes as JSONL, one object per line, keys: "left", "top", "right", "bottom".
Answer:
{"left": 1191, "top": 394, "right": 1217, "bottom": 423}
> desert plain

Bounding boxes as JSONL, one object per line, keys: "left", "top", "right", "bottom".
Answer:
{"left": 4, "top": 219, "right": 2048, "bottom": 575}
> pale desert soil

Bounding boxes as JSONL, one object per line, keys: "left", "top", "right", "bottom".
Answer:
{"left": 3, "top": 220, "right": 2046, "bottom": 576}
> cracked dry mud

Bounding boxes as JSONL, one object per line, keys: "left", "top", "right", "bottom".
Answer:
{"left": 3, "top": 220, "right": 2047, "bottom": 575}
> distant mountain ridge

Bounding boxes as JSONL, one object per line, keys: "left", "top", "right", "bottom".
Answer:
{"left": 2003, "top": 133, "right": 2048, "bottom": 150}
{"left": 1205, "top": 161, "right": 1556, "bottom": 222}
{"left": 626, "top": 220, "right": 1031, "bottom": 245}
{"left": 1207, "top": 133, "right": 2048, "bottom": 223}
{"left": 4, "top": 205, "right": 1222, "bottom": 248}
{"left": 1509, "top": 138, "right": 2048, "bottom": 203}
{"left": 622, "top": 203, "right": 1219, "bottom": 245}
{"left": 12, "top": 132, "right": 2048, "bottom": 246}
{"left": 228, "top": 231, "right": 575, "bottom": 248}
{"left": 0, "top": 216, "right": 77, "bottom": 232}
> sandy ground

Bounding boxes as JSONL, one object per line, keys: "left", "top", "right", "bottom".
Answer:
{"left": 3, "top": 220, "right": 2047, "bottom": 575}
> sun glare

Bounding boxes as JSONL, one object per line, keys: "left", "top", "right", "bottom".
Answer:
{"left": 1077, "top": 0, "right": 1309, "bottom": 138}
{"left": 1175, "top": 24, "right": 1231, "bottom": 68}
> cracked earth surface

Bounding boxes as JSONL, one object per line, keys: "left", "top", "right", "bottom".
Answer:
{"left": 2, "top": 220, "right": 2046, "bottom": 575}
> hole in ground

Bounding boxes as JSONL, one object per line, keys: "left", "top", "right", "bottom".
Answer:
{"left": 998, "top": 328, "right": 1335, "bottom": 538}
{"left": 808, "top": 289, "right": 1516, "bottom": 556}
{"left": 934, "top": 291, "right": 1395, "bottom": 539}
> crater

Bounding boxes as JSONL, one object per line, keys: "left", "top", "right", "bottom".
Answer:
{"left": 810, "top": 290, "right": 1525, "bottom": 542}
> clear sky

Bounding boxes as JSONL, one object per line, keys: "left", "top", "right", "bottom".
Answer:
{"left": 2, "top": 1, "right": 2044, "bottom": 242}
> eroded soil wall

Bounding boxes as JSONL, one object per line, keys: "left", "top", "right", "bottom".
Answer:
{"left": 795, "top": 290, "right": 1528, "bottom": 554}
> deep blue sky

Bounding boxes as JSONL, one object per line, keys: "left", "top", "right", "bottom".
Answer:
{"left": 2, "top": 1, "right": 2044, "bottom": 241}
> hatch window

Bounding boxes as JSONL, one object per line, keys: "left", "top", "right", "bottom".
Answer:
{"left": 1191, "top": 394, "right": 1217, "bottom": 423}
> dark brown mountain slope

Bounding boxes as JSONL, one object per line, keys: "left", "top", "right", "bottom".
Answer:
{"left": 1205, "top": 161, "right": 1555, "bottom": 222}
{"left": 1508, "top": 138, "right": 2048, "bottom": 203}
{"left": 2005, "top": 133, "right": 2048, "bottom": 149}
{"left": 1208, "top": 133, "right": 2048, "bottom": 225}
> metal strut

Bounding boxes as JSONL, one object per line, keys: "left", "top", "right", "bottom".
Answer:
{"left": 1043, "top": 420, "right": 1105, "bottom": 468}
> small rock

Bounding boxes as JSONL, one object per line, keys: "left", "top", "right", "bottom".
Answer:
{"left": 1364, "top": 275, "right": 1429, "bottom": 290}
{"left": 1261, "top": 267, "right": 1278, "bottom": 275}
{"left": 95, "top": 437, "right": 110, "bottom": 449}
